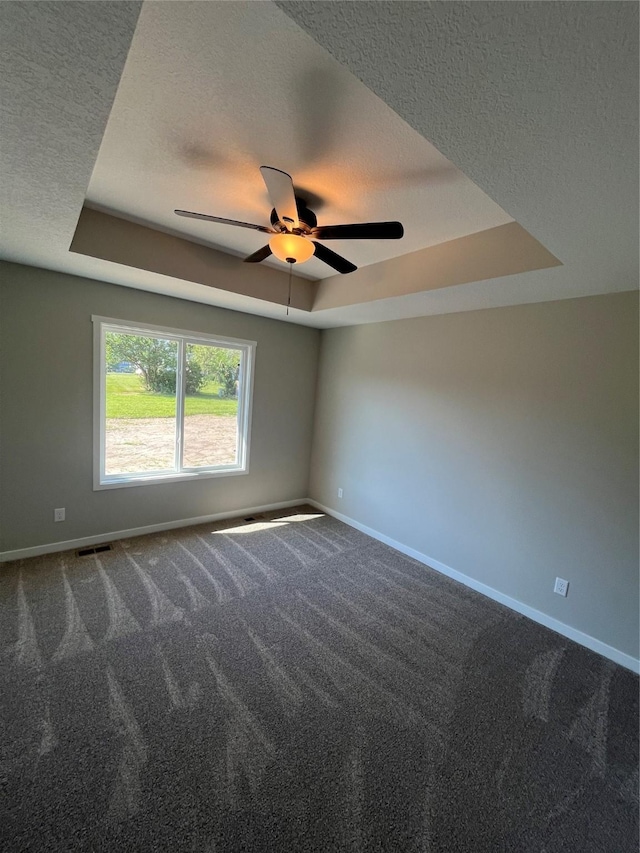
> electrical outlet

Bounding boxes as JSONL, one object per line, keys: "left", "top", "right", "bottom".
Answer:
{"left": 54, "top": 508, "right": 65, "bottom": 522}
{"left": 554, "top": 577, "right": 569, "bottom": 597}
{"left": 337, "top": 488, "right": 343, "bottom": 499}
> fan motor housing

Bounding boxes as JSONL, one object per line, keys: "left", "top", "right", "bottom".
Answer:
{"left": 270, "top": 198, "right": 317, "bottom": 234}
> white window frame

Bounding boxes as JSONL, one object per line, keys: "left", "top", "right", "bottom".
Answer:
{"left": 93, "top": 316, "right": 256, "bottom": 490}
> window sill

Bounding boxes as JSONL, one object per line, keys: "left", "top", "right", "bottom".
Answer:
{"left": 94, "top": 466, "right": 248, "bottom": 491}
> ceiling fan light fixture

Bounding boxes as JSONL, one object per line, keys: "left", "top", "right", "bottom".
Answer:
{"left": 269, "top": 232, "right": 314, "bottom": 265}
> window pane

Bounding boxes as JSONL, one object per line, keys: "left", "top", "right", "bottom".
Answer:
{"left": 182, "top": 344, "right": 240, "bottom": 468}
{"left": 104, "top": 332, "right": 178, "bottom": 475}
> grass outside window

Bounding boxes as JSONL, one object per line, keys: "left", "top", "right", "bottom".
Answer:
{"left": 106, "top": 374, "right": 238, "bottom": 419}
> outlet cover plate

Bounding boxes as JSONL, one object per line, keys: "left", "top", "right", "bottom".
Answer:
{"left": 554, "top": 577, "right": 569, "bottom": 597}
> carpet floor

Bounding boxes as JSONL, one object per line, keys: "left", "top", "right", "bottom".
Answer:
{"left": 1, "top": 506, "right": 638, "bottom": 851}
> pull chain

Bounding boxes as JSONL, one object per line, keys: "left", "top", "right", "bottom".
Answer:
{"left": 286, "top": 261, "right": 293, "bottom": 316}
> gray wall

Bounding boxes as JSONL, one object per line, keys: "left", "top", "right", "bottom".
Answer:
{"left": 0, "top": 262, "right": 319, "bottom": 552}
{"left": 310, "top": 291, "right": 639, "bottom": 659}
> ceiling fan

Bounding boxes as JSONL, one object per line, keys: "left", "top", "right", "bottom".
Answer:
{"left": 175, "top": 166, "right": 404, "bottom": 274}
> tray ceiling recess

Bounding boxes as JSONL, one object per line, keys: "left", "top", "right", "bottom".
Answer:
{"left": 72, "top": 0, "right": 560, "bottom": 318}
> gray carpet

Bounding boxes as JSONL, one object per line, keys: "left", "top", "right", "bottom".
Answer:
{"left": 1, "top": 506, "right": 638, "bottom": 851}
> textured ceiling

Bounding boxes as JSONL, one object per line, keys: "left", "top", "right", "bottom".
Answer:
{"left": 277, "top": 0, "right": 639, "bottom": 324}
{"left": 1, "top": 1, "right": 637, "bottom": 328}
{"left": 0, "top": 2, "right": 142, "bottom": 279}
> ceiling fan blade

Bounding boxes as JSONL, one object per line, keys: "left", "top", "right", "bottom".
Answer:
{"left": 312, "top": 221, "right": 404, "bottom": 240}
{"left": 175, "top": 210, "right": 274, "bottom": 233}
{"left": 260, "top": 166, "right": 300, "bottom": 231}
{"left": 313, "top": 241, "right": 357, "bottom": 274}
{"left": 243, "top": 244, "right": 272, "bottom": 264}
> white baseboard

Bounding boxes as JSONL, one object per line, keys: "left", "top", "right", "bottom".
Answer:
{"left": 308, "top": 499, "right": 640, "bottom": 675}
{"left": 0, "top": 499, "right": 307, "bottom": 563}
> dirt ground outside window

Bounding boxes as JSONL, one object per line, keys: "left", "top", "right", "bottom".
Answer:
{"left": 105, "top": 415, "right": 238, "bottom": 474}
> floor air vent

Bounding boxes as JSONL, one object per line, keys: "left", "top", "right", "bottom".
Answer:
{"left": 76, "top": 543, "right": 113, "bottom": 558}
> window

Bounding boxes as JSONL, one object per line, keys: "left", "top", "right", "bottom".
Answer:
{"left": 93, "top": 317, "right": 255, "bottom": 489}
